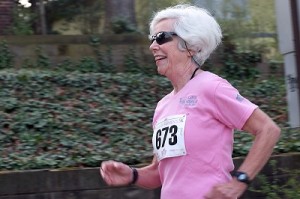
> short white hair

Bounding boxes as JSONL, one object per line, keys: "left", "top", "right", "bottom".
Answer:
{"left": 149, "top": 4, "right": 222, "bottom": 66}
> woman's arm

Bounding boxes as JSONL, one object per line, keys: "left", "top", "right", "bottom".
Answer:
{"left": 205, "top": 108, "right": 281, "bottom": 199}
{"left": 135, "top": 156, "right": 161, "bottom": 189}
{"left": 236, "top": 108, "right": 281, "bottom": 180}
{"left": 100, "top": 156, "right": 161, "bottom": 189}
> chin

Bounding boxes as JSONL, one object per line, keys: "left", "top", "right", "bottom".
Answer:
{"left": 156, "top": 62, "right": 169, "bottom": 76}
{"left": 156, "top": 67, "right": 165, "bottom": 76}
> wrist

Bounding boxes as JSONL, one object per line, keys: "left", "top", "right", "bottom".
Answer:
{"left": 129, "top": 167, "right": 139, "bottom": 185}
{"left": 233, "top": 171, "right": 251, "bottom": 185}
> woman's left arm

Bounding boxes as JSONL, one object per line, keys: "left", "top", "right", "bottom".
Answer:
{"left": 235, "top": 108, "right": 281, "bottom": 180}
{"left": 205, "top": 108, "right": 281, "bottom": 199}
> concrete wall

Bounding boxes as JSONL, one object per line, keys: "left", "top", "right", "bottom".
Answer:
{"left": 0, "top": 167, "right": 161, "bottom": 199}
{"left": 0, "top": 35, "right": 283, "bottom": 75}
{"left": 0, "top": 35, "right": 153, "bottom": 71}
{"left": 0, "top": 153, "right": 299, "bottom": 199}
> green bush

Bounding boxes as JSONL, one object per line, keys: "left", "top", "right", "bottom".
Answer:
{"left": 249, "top": 160, "right": 300, "bottom": 198}
{"left": 0, "top": 69, "right": 298, "bottom": 171}
{"left": 0, "top": 70, "right": 170, "bottom": 170}
{"left": 0, "top": 35, "right": 295, "bottom": 170}
{"left": 0, "top": 41, "right": 14, "bottom": 69}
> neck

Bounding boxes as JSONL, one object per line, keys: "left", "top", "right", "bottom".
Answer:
{"left": 190, "top": 67, "right": 199, "bottom": 80}
{"left": 171, "top": 66, "right": 202, "bottom": 94}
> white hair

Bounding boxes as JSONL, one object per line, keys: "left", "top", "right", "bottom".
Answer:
{"left": 149, "top": 4, "right": 222, "bottom": 66}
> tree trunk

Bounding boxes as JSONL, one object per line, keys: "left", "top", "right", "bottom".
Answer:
{"left": 104, "top": 0, "right": 136, "bottom": 33}
{"left": 29, "top": 0, "right": 37, "bottom": 34}
{"left": 38, "top": 0, "right": 47, "bottom": 35}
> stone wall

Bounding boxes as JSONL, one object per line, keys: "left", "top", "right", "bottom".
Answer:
{"left": 0, "top": 153, "right": 299, "bottom": 199}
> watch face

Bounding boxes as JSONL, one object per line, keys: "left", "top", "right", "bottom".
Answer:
{"left": 235, "top": 171, "right": 250, "bottom": 184}
{"left": 238, "top": 174, "right": 247, "bottom": 181}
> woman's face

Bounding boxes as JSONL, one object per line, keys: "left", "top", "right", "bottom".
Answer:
{"left": 149, "top": 19, "right": 189, "bottom": 77}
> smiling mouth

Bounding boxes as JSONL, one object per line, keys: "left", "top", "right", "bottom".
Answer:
{"left": 155, "top": 56, "right": 166, "bottom": 61}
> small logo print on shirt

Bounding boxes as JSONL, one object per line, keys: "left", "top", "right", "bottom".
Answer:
{"left": 179, "top": 95, "right": 198, "bottom": 107}
{"left": 236, "top": 94, "right": 244, "bottom": 102}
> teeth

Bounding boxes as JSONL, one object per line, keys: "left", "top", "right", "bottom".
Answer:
{"left": 155, "top": 56, "right": 165, "bottom": 61}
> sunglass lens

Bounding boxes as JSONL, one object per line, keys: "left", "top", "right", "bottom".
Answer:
{"left": 151, "top": 32, "right": 173, "bottom": 45}
{"left": 157, "top": 32, "right": 170, "bottom": 45}
{"left": 156, "top": 32, "right": 166, "bottom": 45}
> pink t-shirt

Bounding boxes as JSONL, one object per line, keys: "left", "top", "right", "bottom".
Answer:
{"left": 152, "top": 71, "right": 257, "bottom": 199}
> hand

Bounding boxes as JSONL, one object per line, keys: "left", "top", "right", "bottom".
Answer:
{"left": 100, "top": 160, "right": 132, "bottom": 186}
{"left": 204, "top": 179, "right": 248, "bottom": 199}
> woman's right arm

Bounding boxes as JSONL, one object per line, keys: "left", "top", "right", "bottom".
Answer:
{"left": 135, "top": 156, "right": 161, "bottom": 189}
{"left": 100, "top": 156, "right": 161, "bottom": 189}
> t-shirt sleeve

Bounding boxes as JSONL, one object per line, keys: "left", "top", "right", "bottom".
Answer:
{"left": 212, "top": 81, "right": 258, "bottom": 130}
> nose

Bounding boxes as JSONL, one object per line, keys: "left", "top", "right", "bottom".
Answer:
{"left": 149, "top": 41, "right": 159, "bottom": 51}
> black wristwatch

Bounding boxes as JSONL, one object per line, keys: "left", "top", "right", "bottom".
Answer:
{"left": 233, "top": 171, "right": 251, "bottom": 185}
{"left": 129, "top": 167, "right": 139, "bottom": 185}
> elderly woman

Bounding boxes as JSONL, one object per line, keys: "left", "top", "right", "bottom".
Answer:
{"left": 100, "top": 4, "right": 281, "bottom": 199}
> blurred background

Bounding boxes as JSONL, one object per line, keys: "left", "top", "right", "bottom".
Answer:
{"left": 0, "top": 1, "right": 299, "bottom": 198}
{"left": 0, "top": 0, "right": 282, "bottom": 78}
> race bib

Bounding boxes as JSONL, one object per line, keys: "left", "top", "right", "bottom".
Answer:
{"left": 152, "top": 114, "right": 187, "bottom": 161}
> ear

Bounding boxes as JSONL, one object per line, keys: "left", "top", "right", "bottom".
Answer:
{"left": 183, "top": 42, "right": 196, "bottom": 57}
{"left": 187, "top": 47, "right": 202, "bottom": 57}
{"left": 186, "top": 48, "right": 196, "bottom": 57}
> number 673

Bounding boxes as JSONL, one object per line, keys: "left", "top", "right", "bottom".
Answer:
{"left": 155, "top": 125, "right": 178, "bottom": 149}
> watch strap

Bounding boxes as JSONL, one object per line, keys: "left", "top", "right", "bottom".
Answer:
{"left": 129, "top": 167, "right": 138, "bottom": 185}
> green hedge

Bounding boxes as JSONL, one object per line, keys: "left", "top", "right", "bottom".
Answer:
{"left": 0, "top": 69, "right": 299, "bottom": 171}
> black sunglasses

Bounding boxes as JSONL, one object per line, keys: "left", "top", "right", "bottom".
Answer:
{"left": 149, "top": 31, "right": 177, "bottom": 45}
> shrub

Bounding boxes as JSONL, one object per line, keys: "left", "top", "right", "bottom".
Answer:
{"left": 0, "top": 70, "right": 298, "bottom": 171}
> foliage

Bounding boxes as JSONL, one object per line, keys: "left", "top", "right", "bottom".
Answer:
{"left": 217, "top": 0, "right": 279, "bottom": 60}
{"left": 6, "top": 4, "right": 35, "bottom": 35}
{"left": 34, "top": 47, "right": 51, "bottom": 68}
{"left": 0, "top": 0, "right": 293, "bottom": 170}
{"left": 16, "top": 0, "right": 104, "bottom": 34}
{"left": 219, "top": 37, "right": 261, "bottom": 80}
{"left": 0, "top": 70, "right": 170, "bottom": 170}
{"left": 123, "top": 46, "right": 157, "bottom": 74}
{"left": 124, "top": 47, "right": 142, "bottom": 73}
{"left": 135, "top": 0, "right": 190, "bottom": 33}
{"left": 0, "top": 41, "right": 14, "bottom": 69}
{"left": 0, "top": 28, "right": 294, "bottom": 170}
{"left": 249, "top": 160, "right": 300, "bottom": 198}
{"left": 0, "top": 68, "right": 297, "bottom": 171}
{"left": 231, "top": 77, "right": 292, "bottom": 157}
{"left": 248, "top": 0, "right": 276, "bottom": 33}
{"left": 76, "top": 1, "right": 103, "bottom": 34}
{"left": 20, "top": 46, "right": 51, "bottom": 69}
{"left": 89, "top": 36, "right": 114, "bottom": 72}
{"left": 111, "top": 18, "right": 137, "bottom": 34}
{"left": 43, "top": 0, "right": 90, "bottom": 22}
